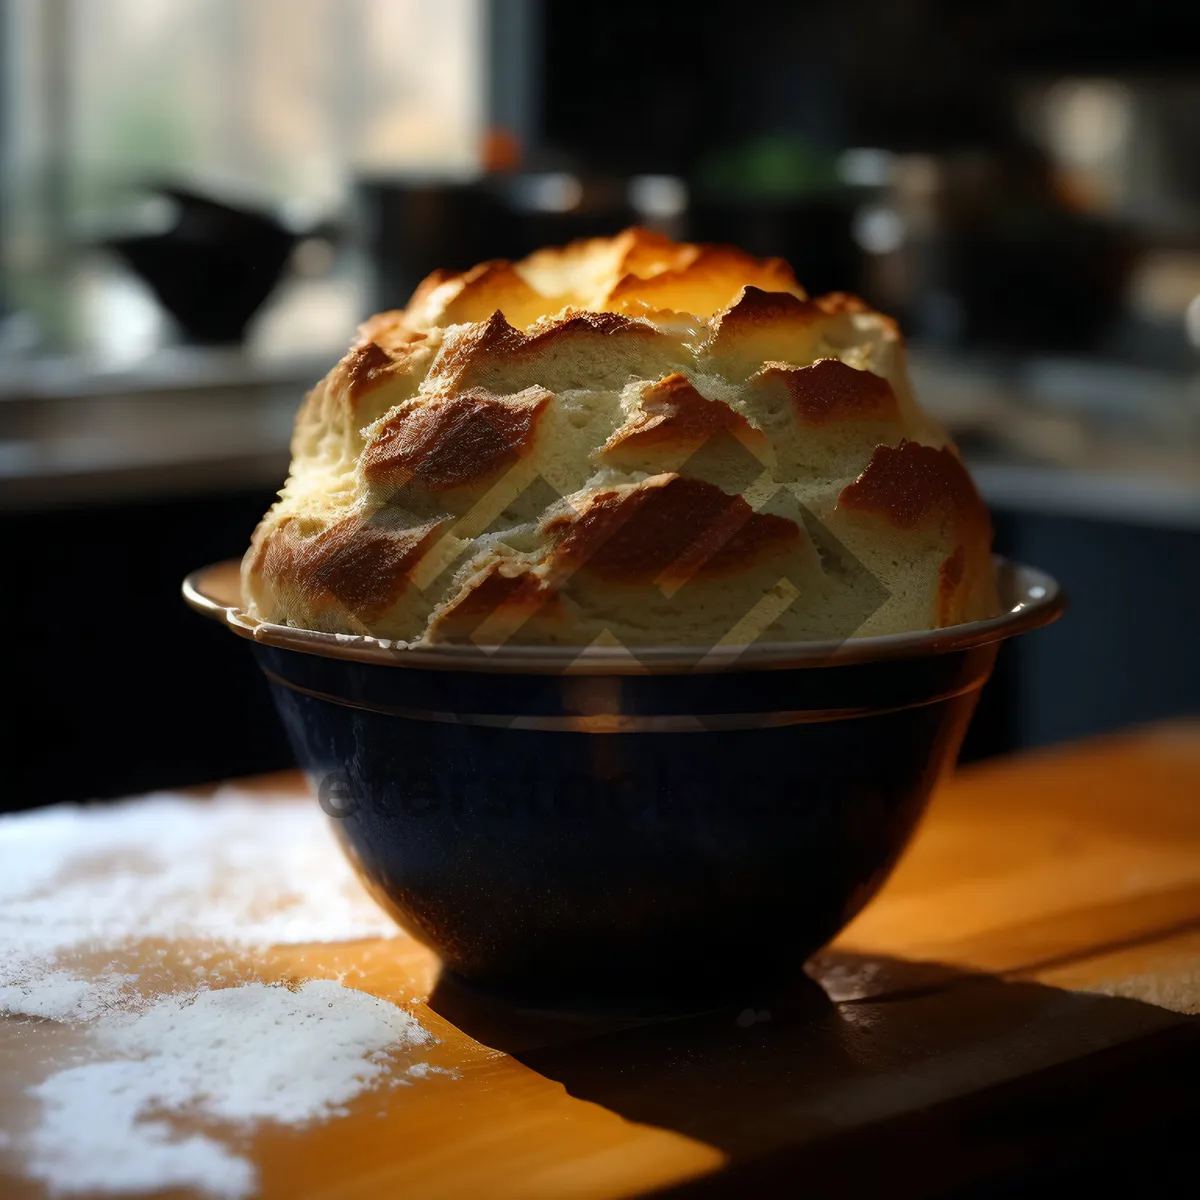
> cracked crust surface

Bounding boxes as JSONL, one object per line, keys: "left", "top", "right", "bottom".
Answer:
{"left": 243, "top": 228, "right": 997, "bottom": 645}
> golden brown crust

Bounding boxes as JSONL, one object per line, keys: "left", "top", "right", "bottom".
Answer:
{"left": 602, "top": 373, "right": 765, "bottom": 461}
{"left": 252, "top": 515, "right": 445, "bottom": 622}
{"left": 836, "top": 441, "right": 991, "bottom": 537}
{"left": 245, "top": 514, "right": 288, "bottom": 583}
{"left": 323, "top": 330, "right": 433, "bottom": 420}
{"left": 401, "top": 269, "right": 454, "bottom": 318}
{"left": 412, "top": 260, "right": 548, "bottom": 329}
{"left": 517, "top": 226, "right": 690, "bottom": 299}
{"left": 709, "top": 287, "right": 895, "bottom": 350}
{"left": 703, "top": 287, "right": 896, "bottom": 383}
{"left": 604, "top": 247, "right": 802, "bottom": 316}
{"left": 244, "top": 228, "right": 996, "bottom": 643}
{"left": 355, "top": 308, "right": 431, "bottom": 353}
{"left": 709, "top": 285, "right": 813, "bottom": 338}
{"left": 544, "top": 474, "right": 800, "bottom": 588}
{"left": 355, "top": 307, "right": 411, "bottom": 346}
{"left": 752, "top": 358, "right": 899, "bottom": 426}
{"left": 362, "top": 386, "right": 551, "bottom": 493}
{"left": 611, "top": 225, "right": 688, "bottom": 275}
{"left": 937, "top": 544, "right": 968, "bottom": 627}
{"left": 341, "top": 342, "right": 396, "bottom": 404}
{"left": 427, "top": 562, "right": 561, "bottom": 641}
{"left": 430, "top": 309, "right": 663, "bottom": 392}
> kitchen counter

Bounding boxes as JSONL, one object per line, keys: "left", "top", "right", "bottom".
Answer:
{"left": 0, "top": 383, "right": 297, "bottom": 510}
{"left": 3, "top": 720, "right": 1199, "bottom": 1197}
{"left": 909, "top": 349, "right": 1200, "bottom": 529}
{"left": 0, "top": 345, "right": 325, "bottom": 510}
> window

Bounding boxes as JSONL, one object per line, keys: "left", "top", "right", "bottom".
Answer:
{"left": 3, "top": 0, "right": 486, "bottom": 313}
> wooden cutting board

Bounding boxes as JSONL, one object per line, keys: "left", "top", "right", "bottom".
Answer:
{"left": 3, "top": 720, "right": 1198, "bottom": 1198}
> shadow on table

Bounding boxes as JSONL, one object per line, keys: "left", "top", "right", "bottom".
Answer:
{"left": 427, "top": 951, "right": 1200, "bottom": 1197}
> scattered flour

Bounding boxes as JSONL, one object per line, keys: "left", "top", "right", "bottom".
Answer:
{"left": 0, "top": 789, "right": 399, "bottom": 961}
{"left": 0, "top": 790, "right": 436, "bottom": 1199}
{"left": 25, "top": 980, "right": 432, "bottom": 1200}
{"left": 0, "top": 968, "right": 136, "bottom": 1022}
{"left": 406, "top": 1062, "right": 459, "bottom": 1080}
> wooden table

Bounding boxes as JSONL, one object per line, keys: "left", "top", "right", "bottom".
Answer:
{"left": 4, "top": 721, "right": 1199, "bottom": 1198}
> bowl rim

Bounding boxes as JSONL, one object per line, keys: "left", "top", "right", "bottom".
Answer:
{"left": 183, "top": 557, "right": 1065, "bottom": 676}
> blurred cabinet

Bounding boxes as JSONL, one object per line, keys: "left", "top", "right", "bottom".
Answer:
{"left": 0, "top": 488, "right": 292, "bottom": 811}
{"left": 993, "top": 510, "right": 1200, "bottom": 749}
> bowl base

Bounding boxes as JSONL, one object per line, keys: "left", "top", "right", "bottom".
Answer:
{"left": 432, "top": 954, "right": 831, "bottom": 1022}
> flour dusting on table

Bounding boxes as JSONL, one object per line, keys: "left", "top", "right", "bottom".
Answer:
{"left": 0, "top": 789, "right": 399, "bottom": 960}
{"left": 0, "top": 789, "right": 438, "bottom": 1199}
{"left": 25, "top": 981, "right": 432, "bottom": 1199}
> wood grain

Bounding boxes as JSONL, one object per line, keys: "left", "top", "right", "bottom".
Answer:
{"left": 2, "top": 720, "right": 1198, "bottom": 1199}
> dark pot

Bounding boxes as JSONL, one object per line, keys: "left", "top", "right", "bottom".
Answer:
{"left": 185, "top": 559, "right": 1063, "bottom": 1014}
{"left": 104, "top": 185, "right": 298, "bottom": 344}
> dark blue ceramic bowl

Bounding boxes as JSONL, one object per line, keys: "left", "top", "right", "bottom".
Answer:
{"left": 185, "top": 559, "right": 1062, "bottom": 1014}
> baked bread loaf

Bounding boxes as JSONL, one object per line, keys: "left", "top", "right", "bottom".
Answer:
{"left": 243, "top": 228, "right": 998, "bottom": 647}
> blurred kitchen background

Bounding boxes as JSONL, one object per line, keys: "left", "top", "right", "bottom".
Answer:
{"left": 2, "top": 0, "right": 1198, "bottom": 808}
